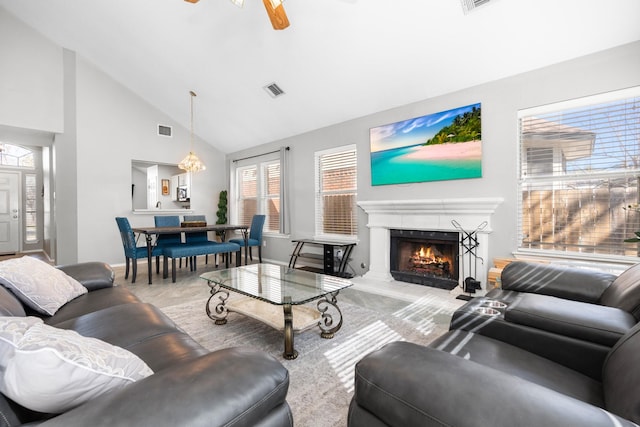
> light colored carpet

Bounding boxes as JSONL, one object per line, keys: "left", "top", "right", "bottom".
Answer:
{"left": 160, "top": 291, "right": 462, "bottom": 427}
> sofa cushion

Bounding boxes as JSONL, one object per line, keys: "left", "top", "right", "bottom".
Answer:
{"left": 501, "top": 261, "right": 616, "bottom": 303}
{"left": 431, "top": 329, "right": 605, "bottom": 406}
{"left": 45, "top": 286, "right": 141, "bottom": 325}
{"left": 124, "top": 332, "right": 208, "bottom": 373}
{"left": 504, "top": 293, "right": 637, "bottom": 347}
{"left": 0, "top": 317, "right": 153, "bottom": 414}
{"left": 0, "top": 257, "right": 87, "bottom": 316}
{"left": 50, "top": 302, "right": 207, "bottom": 370}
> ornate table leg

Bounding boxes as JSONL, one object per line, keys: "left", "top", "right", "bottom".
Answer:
{"left": 205, "top": 283, "right": 230, "bottom": 325}
{"left": 282, "top": 296, "right": 298, "bottom": 360}
{"left": 317, "top": 291, "right": 344, "bottom": 339}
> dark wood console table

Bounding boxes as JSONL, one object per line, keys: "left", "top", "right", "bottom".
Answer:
{"left": 288, "top": 238, "right": 356, "bottom": 278}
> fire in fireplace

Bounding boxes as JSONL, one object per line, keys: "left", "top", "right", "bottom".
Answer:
{"left": 390, "top": 229, "right": 459, "bottom": 290}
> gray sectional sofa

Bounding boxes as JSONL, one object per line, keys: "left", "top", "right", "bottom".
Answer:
{"left": 0, "top": 261, "right": 292, "bottom": 427}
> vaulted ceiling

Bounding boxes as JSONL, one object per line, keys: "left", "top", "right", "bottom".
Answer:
{"left": 1, "top": 0, "right": 639, "bottom": 153}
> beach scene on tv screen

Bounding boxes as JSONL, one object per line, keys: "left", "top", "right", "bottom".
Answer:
{"left": 370, "top": 103, "right": 482, "bottom": 186}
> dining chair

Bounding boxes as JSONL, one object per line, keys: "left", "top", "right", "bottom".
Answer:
{"left": 183, "top": 215, "right": 217, "bottom": 264}
{"left": 154, "top": 215, "right": 185, "bottom": 271}
{"left": 229, "top": 214, "right": 266, "bottom": 263}
{"left": 115, "top": 217, "right": 162, "bottom": 283}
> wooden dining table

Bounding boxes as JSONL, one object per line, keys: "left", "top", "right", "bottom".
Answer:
{"left": 132, "top": 224, "right": 249, "bottom": 284}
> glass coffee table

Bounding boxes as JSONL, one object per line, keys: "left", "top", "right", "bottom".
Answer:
{"left": 200, "top": 263, "right": 352, "bottom": 360}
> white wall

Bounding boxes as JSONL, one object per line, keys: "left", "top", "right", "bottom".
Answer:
{"left": 1, "top": 8, "right": 227, "bottom": 265}
{"left": 72, "top": 55, "right": 227, "bottom": 265}
{"left": 229, "top": 41, "right": 640, "bottom": 277}
{"left": 0, "top": 8, "right": 63, "bottom": 133}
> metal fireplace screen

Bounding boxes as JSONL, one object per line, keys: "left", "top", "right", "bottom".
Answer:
{"left": 390, "top": 229, "right": 459, "bottom": 290}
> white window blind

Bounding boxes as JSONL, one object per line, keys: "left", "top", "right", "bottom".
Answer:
{"left": 264, "top": 161, "right": 281, "bottom": 233}
{"left": 235, "top": 161, "right": 281, "bottom": 232}
{"left": 315, "top": 145, "right": 357, "bottom": 239}
{"left": 237, "top": 166, "right": 257, "bottom": 226}
{"left": 518, "top": 87, "right": 640, "bottom": 258}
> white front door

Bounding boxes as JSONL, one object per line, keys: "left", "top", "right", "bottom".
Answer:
{"left": 0, "top": 172, "right": 20, "bottom": 254}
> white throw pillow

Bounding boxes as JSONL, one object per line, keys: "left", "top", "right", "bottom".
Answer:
{"left": 0, "top": 316, "right": 43, "bottom": 368}
{"left": 0, "top": 257, "right": 88, "bottom": 316}
{"left": 0, "top": 319, "right": 153, "bottom": 413}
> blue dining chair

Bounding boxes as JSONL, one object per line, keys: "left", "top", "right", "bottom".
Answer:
{"left": 115, "top": 217, "right": 162, "bottom": 283}
{"left": 154, "top": 215, "right": 185, "bottom": 272}
{"left": 229, "top": 214, "right": 265, "bottom": 263}
{"left": 183, "top": 215, "right": 217, "bottom": 264}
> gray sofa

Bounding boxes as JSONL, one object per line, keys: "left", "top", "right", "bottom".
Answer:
{"left": 0, "top": 262, "right": 293, "bottom": 427}
{"left": 348, "top": 262, "right": 640, "bottom": 426}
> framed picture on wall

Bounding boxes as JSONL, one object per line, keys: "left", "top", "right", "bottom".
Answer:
{"left": 369, "top": 103, "right": 482, "bottom": 186}
{"left": 161, "top": 179, "right": 170, "bottom": 195}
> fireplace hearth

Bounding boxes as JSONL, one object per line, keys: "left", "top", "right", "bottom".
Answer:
{"left": 390, "top": 229, "right": 459, "bottom": 290}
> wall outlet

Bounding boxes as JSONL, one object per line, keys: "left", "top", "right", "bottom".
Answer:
{"left": 262, "top": 241, "right": 267, "bottom": 247}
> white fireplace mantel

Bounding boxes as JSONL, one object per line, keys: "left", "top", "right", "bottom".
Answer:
{"left": 358, "top": 198, "right": 504, "bottom": 287}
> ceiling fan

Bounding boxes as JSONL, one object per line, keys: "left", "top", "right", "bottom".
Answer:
{"left": 184, "top": 0, "right": 290, "bottom": 30}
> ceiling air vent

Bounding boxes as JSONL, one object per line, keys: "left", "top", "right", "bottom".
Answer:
{"left": 460, "top": 0, "right": 491, "bottom": 14}
{"left": 263, "top": 82, "right": 285, "bottom": 98}
{"left": 158, "top": 124, "right": 172, "bottom": 137}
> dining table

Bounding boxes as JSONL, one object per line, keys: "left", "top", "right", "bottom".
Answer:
{"left": 132, "top": 224, "right": 249, "bottom": 284}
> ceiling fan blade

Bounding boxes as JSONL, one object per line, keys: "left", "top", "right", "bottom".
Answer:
{"left": 263, "top": 0, "right": 290, "bottom": 30}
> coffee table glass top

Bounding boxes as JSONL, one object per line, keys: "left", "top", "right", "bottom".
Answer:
{"left": 200, "top": 263, "right": 352, "bottom": 305}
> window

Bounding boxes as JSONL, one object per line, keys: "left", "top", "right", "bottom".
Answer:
{"left": 235, "top": 160, "right": 280, "bottom": 233}
{"left": 315, "top": 145, "right": 357, "bottom": 239}
{"left": 24, "top": 174, "right": 37, "bottom": 243}
{"left": 0, "top": 144, "right": 34, "bottom": 168}
{"left": 518, "top": 87, "right": 640, "bottom": 258}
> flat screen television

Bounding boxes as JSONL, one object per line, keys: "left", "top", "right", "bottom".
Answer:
{"left": 369, "top": 103, "right": 481, "bottom": 186}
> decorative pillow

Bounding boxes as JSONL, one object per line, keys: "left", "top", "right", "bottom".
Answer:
{"left": 0, "top": 316, "right": 43, "bottom": 368}
{"left": 0, "top": 256, "right": 88, "bottom": 316}
{"left": 0, "top": 320, "right": 153, "bottom": 414}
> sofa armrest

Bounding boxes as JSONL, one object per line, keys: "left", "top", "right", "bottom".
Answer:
{"left": 501, "top": 261, "right": 616, "bottom": 303}
{"left": 41, "top": 347, "right": 292, "bottom": 427}
{"left": 56, "top": 262, "right": 115, "bottom": 291}
{"left": 352, "top": 342, "right": 635, "bottom": 427}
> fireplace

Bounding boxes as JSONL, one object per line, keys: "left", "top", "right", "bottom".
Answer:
{"left": 390, "top": 229, "right": 459, "bottom": 289}
{"left": 357, "top": 198, "right": 503, "bottom": 296}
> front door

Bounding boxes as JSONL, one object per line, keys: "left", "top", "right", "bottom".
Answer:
{"left": 0, "top": 172, "right": 20, "bottom": 254}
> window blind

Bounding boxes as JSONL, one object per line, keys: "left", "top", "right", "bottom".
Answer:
{"left": 235, "top": 161, "right": 281, "bottom": 232}
{"left": 264, "top": 162, "right": 281, "bottom": 232}
{"left": 315, "top": 146, "right": 357, "bottom": 238}
{"left": 237, "top": 166, "right": 257, "bottom": 226}
{"left": 518, "top": 88, "right": 640, "bottom": 257}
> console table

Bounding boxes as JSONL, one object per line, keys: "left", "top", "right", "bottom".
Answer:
{"left": 288, "top": 238, "right": 356, "bottom": 278}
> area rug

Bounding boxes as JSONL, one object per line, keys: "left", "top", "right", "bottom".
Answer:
{"left": 161, "top": 293, "right": 460, "bottom": 427}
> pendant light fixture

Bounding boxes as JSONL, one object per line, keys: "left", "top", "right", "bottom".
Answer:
{"left": 179, "top": 90, "right": 206, "bottom": 173}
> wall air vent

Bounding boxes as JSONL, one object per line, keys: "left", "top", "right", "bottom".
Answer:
{"left": 158, "top": 124, "right": 172, "bottom": 137}
{"left": 460, "top": 0, "right": 491, "bottom": 14}
{"left": 263, "top": 82, "right": 285, "bottom": 98}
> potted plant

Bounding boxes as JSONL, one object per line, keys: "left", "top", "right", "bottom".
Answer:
{"left": 215, "top": 190, "right": 228, "bottom": 239}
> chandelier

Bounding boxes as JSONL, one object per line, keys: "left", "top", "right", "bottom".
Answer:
{"left": 179, "top": 90, "right": 206, "bottom": 173}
